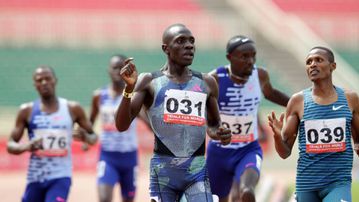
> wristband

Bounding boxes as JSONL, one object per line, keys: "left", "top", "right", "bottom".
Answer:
{"left": 122, "top": 89, "right": 134, "bottom": 98}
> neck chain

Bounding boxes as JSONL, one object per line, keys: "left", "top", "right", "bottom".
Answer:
{"left": 228, "top": 67, "right": 248, "bottom": 83}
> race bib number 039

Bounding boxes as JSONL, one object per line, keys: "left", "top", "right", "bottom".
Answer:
{"left": 221, "top": 114, "right": 254, "bottom": 143}
{"left": 304, "top": 118, "right": 346, "bottom": 153}
{"left": 163, "top": 89, "right": 207, "bottom": 126}
{"left": 34, "top": 129, "right": 69, "bottom": 157}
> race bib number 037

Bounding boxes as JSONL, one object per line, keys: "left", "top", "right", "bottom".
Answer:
{"left": 304, "top": 118, "right": 346, "bottom": 153}
{"left": 34, "top": 129, "right": 69, "bottom": 157}
{"left": 163, "top": 89, "right": 207, "bottom": 126}
{"left": 221, "top": 114, "right": 254, "bottom": 143}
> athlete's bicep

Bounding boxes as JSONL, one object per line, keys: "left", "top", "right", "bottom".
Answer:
{"left": 281, "top": 93, "right": 303, "bottom": 148}
{"left": 89, "top": 92, "right": 100, "bottom": 124}
{"left": 69, "top": 102, "right": 94, "bottom": 134}
{"left": 129, "top": 73, "right": 153, "bottom": 118}
{"left": 204, "top": 74, "right": 220, "bottom": 127}
{"left": 9, "top": 104, "right": 31, "bottom": 142}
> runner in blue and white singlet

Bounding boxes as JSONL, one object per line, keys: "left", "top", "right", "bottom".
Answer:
{"left": 96, "top": 86, "right": 138, "bottom": 199}
{"left": 207, "top": 66, "right": 263, "bottom": 200}
{"left": 98, "top": 86, "right": 138, "bottom": 152}
{"left": 268, "top": 47, "right": 359, "bottom": 202}
{"left": 27, "top": 98, "right": 73, "bottom": 183}
{"left": 7, "top": 66, "right": 97, "bottom": 202}
{"left": 89, "top": 54, "right": 143, "bottom": 202}
{"left": 206, "top": 36, "right": 289, "bottom": 202}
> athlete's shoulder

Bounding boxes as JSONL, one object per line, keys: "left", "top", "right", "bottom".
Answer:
{"left": 92, "top": 88, "right": 103, "bottom": 97}
{"left": 201, "top": 72, "right": 218, "bottom": 96}
{"left": 291, "top": 91, "right": 304, "bottom": 100}
{"left": 343, "top": 88, "right": 359, "bottom": 108}
{"left": 19, "top": 101, "right": 33, "bottom": 110}
{"left": 256, "top": 66, "right": 269, "bottom": 78}
{"left": 15, "top": 102, "right": 34, "bottom": 123}
{"left": 202, "top": 72, "right": 216, "bottom": 84}
{"left": 135, "top": 72, "right": 155, "bottom": 92}
{"left": 19, "top": 102, "right": 33, "bottom": 115}
{"left": 343, "top": 88, "right": 358, "bottom": 99}
{"left": 66, "top": 99, "right": 84, "bottom": 112}
{"left": 256, "top": 66, "right": 267, "bottom": 73}
{"left": 208, "top": 66, "right": 225, "bottom": 80}
{"left": 288, "top": 91, "right": 304, "bottom": 107}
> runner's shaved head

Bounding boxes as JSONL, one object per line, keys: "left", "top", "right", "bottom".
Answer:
{"left": 162, "top": 23, "right": 189, "bottom": 44}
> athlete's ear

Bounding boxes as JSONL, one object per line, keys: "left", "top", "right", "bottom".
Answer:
{"left": 226, "top": 53, "right": 231, "bottom": 61}
{"left": 330, "top": 62, "right": 336, "bottom": 72}
{"left": 162, "top": 44, "right": 169, "bottom": 54}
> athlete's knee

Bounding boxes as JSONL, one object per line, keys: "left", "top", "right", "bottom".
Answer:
{"left": 230, "top": 189, "right": 240, "bottom": 202}
{"left": 150, "top": 196, "right": 160, "bottom": 202}
{"left": 98, "top": 194, "right": 112, "bottom": 202}
{"left": 240, "top": 187, "right": 255, "bottom": 202}
{"left": 122, "top": 197, "right": 135, "bottom": 202}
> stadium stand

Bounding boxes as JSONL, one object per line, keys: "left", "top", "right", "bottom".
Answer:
{"left": 0, "top": 1, "right": 358, "bottom": 201}
{"left": 271, "top": 0, "right": 359, "bottom": 72}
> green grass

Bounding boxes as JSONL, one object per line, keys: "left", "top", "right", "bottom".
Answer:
{"left": 0, "top": 47, "right": 290, "bottom": 107}
{"left": 353, "top": 181, "right": 359, "bottom": 200}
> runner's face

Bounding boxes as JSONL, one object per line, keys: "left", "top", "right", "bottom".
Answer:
{"left": 33, "top": 69, "right": 56, "bottom": 98}
{"left": 227, "top": 43, "right": 256, "bottom": 78}
{"left": 167, "top": 28, "right": 195, "bottom": 66}
{"left": 109, "top": 56, "right": 125, "bottom": 83}
{"left": 305, "top": 49, "right": 333, "bottom": 82}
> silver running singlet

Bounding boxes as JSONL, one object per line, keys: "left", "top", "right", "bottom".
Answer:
{"left": 147, "top": 70, "right": 209, "bottom": 157}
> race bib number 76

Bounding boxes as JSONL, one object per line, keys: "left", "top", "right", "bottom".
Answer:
{"left": 163, "top": 89, "right": 207, "bottom": 126}
{"left": 304, "top": 118, "right": 346, "bottom": 153}
{"left": 34, "top": 129, "right": 69, "bottom": 157}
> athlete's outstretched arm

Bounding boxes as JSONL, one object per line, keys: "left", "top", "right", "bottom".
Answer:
{"left": 7, "top": 103, "right": 43, "bottom": 154}
{"left": 268, "top": 93, "right": 302, "bottom": 159}
{"left": 258, "top": 68, "right": 290, "bottom": 107}
{"left": 204, "top": 74, "right": 231, "bottom": 145}
{"left": 115, "top": 59, "right": 151, "bottom": 131}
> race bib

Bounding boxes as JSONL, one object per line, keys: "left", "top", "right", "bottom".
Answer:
{"left": 163, "top": 89, "right": 207, "bottom": 126}
{"left": 221, "top": 114, "right": 254, "bottom": 143}
{"left": 100, "top": 105, "right": 117, "bottom": 132}
{"left": 34, "top": 129, "right": 69, "bottom": 157}
{"left": 304, "top": 118, "right": 346, "bottom": 153}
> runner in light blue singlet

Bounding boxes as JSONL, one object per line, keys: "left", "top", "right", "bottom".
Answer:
{"left": 268, "top": 46, "right": 359, "bottom": 202}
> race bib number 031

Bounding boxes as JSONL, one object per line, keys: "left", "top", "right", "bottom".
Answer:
{"left": 163, "top": 89, "right": 207, "bottom": 126}
{"left": 34, "top": 129, "right": 69, "bottom": 157}
{"left": 221, "top": 114, "right": 254, "bottom": 143}
{"left": 304, "top": 118, "right": 346, "bottom": 153}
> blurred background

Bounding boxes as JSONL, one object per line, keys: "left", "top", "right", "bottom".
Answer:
{"left": 0, "top": 0, "right": 358, "bottom": 201}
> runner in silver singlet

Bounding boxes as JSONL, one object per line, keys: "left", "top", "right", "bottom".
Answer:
{"left": 114, "top": 24, "right": 232, "bottom": 202}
